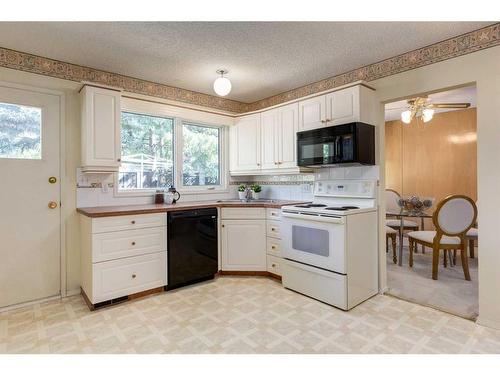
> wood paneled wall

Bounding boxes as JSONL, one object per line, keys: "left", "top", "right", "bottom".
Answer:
{"left": 385, "top": 108, "right": 477, "bottom": 225}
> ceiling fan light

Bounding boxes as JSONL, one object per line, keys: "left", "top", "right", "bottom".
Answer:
{"left": 422, "top": 108, "right": 434, "bottom": 123}
{"left": 213, "top": 70, "right": 232, "bottom": 96}
{"left": 401, "top": 110, "right": 412, "bottom": 124}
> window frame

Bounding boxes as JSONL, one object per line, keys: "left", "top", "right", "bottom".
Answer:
{"left": 114, "top": 101, "right": 228, "bottom": 197}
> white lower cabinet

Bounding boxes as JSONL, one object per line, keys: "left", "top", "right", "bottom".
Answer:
{"left": 265, "top": 208, "right": 283, "bottom": 276}
{"left": 221, "top": 219, "right": 266, "bottom": 271}
{"left": 80, "top": 213, "right": 167, "bottom": 305}
{"left": 93, "top": 252, "right": 166, "bottom": 303}
{"left": 266, "top": 254, "right": 281, "bottom": 276}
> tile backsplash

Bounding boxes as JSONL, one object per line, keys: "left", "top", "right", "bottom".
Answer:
{"left": 76, "top": 165, "right": 379, "bottom": 208}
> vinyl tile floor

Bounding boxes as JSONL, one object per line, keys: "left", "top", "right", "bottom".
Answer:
{"left": 1, "top": 276, "right": 499, "bottom": 354}
{"left": 386, "top": 243, "right": 478, "bottom": 320}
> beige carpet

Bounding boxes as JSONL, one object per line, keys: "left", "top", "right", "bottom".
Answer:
{"left": 386, "top": 243, "right": 478, "bottom": 320}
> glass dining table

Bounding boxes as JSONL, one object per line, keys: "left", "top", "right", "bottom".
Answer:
{"left": 386, "top": 209, "right": 433, "bottom": 266}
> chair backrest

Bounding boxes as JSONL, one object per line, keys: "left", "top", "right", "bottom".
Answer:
{"left": 432, "top": 195, "right": 477, "bottom": 237}
{"left": 385, "top": 189, "right": 401, "bottom": 212}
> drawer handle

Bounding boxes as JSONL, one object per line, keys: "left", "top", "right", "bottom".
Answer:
{"left": 131, "top": 242, "right": 136, "bottom": 246}
{"left": 271, "top": 245, "right": 276, "bottom": 249}
{"left": 132, "top": 274, "right": 137, "bottom": 279}
{"left": 272, "top": 264, "right": 276, "bottom": 268}
{"left": 131, "top": 220, "right": 136, "bottom": 224}
{"left": 271, "top": 228, "right": 276, "bottom": 231}
{"left": 271, "top": 213, "right": 277, "bottom": 216}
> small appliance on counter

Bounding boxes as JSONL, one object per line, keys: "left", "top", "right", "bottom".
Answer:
{"left": 297, "top": 122, "right": 375, "bottom": 167}
{"left": 154, "top": 190, "right": 165, "bottom": 204}
{"left": 166, "top": 185, "right": 181, "bottom": 204}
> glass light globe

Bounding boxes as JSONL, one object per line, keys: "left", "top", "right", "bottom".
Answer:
{"left": 422, "top": 108, "right": 435, "bottom": 123}
{"left": 401, "top": 110, "right": 412, "bottom": 124}
{"left": 213, "top": 76, "right": 232, "bottom": 96}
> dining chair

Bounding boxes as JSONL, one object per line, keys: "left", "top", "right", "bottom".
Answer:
{"left": 407, "top": 195, "right": 477, "bottom": 281}
{"left": 466, "top": 227, "right": 478, "bottom": 258}
{"left": 386, "top": 226, "right": 397, "bottom": 264}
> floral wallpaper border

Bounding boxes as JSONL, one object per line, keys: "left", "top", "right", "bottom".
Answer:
{"left": 0, "top": 23, "right": 498, "bottom": 114}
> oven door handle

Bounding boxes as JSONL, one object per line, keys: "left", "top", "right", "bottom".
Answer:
{"left": 281, "top": 211, "right": 345, "bottom": 224}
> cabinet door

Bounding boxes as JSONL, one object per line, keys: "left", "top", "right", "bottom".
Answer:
{"left": 221, "top": 220, "right": 266, "bottom": 271}
{"left": 261, "top": 109, "right": 279, "bottom": 170}
{"left": 230, "top": 114, "right": 261, "bottom": 171}
{"left": 325, "top": 86, "right": 360, "bottom": 125}
{"left": 278, "top": 103, "right": 298, "bottom": 168}
{"left": 298, "top": 95, "right": 326, "bottom": 131}
{"left": 81, "top": 86, "right": 121, "bottom": 171}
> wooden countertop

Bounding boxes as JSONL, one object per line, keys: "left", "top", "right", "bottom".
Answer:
{"left": 76, "top": 200, "right": 308, "bottom": 218}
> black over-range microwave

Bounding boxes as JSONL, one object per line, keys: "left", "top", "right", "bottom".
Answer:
{"left": 297, "top": 122, "right": 375, "bottom": 167}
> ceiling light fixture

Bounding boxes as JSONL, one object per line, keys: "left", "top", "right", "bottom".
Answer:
{"left": 400, "top": 97, "right": 470, "bottom": 125}
{"left": 213, "top": 69, "right": 231, "bottom": 97}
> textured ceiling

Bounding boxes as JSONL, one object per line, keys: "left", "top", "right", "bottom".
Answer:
{"left": 0, "top": 22, "right": 491, "bottom": 103}
{"left": 385, "top": 86, "right": 477, "bottom": 121}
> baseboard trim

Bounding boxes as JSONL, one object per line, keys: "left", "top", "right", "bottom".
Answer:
{"left": 65, "top": 289, "right": 81, "bottom": 297}
{"left": 0, "top": 294, "right": 61, "bottom": 313}
{"left": 476, "top": 316, "right": 500, "bottom": 330}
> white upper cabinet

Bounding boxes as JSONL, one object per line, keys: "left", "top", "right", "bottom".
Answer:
{"left": 298, "top": 95, "right": 327, "bottom": 131}
{"left": 230, "top": 113, "right": 261, "bottom": 173}
{"left": 277, "top": 103, "right": 299, "bottom": 169}
{"left": 81, "top": 86, "right": 122, "bottom": 173}
{"left": 298, "top": 84, "right": 376, "bottom": 131}
{"left": 260, "top": 109, "right": 279, "bottom": 170}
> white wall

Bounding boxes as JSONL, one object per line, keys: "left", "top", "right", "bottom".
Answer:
{"left": 370, "top": 45, "right": 500, "bottom": 329}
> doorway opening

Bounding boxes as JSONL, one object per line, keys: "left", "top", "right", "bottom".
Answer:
{"left": 384, "top": 85, "right": 478, "bottom": 320}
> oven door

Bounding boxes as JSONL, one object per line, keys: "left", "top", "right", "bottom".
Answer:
{"left": 281, "top": 212, "right": 346, "bottom": 274}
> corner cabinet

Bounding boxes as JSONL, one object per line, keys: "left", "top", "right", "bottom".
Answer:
{"left": 80, "top": 85, "right": 122, "bottom": 173}
{"left": 230, "top": 103, "right": 306, "bottom": 176}
{"left": 229, "top": 113, "right": 261, "bottom": 174}
{"left": 298, "top": 84, "right": 376, "bottom": 131}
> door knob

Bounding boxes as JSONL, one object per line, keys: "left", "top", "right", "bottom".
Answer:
{"left": 48, "top": 201, "right": 58, "bottom": 209}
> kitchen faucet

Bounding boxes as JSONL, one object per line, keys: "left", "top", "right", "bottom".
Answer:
{"left": 244, "top": 187, "right": 253, "bottom": 201}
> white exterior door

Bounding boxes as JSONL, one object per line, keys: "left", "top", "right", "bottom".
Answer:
{"left": 0, "top": 84, "right": 61, "bottom": 308}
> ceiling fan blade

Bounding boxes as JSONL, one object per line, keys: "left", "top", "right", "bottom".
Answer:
{"left": 430, "top": 102, "right": 471, "bottom": 109}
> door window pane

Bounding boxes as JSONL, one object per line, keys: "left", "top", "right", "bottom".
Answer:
{"left": 182, "top": 123, "right": 220, "bottom": 186}
{"left": 0, "top": 102, "right": 42, "bottom": 159}
{"left": 119, "top": 112, "right": 174, "bottom": 190}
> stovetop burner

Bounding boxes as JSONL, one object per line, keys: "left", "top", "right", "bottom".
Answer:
{"left": 325, "top": 205, "right": 360, "bottom": 211}
{"left": 294, "top": 204, "right": 328, "bottom": 208}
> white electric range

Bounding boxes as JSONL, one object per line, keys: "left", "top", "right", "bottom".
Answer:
{"left": 280, "top": 179, "right": 379, "bottom": 310}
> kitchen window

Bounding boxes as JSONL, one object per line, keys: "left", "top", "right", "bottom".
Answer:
{"left": 119, "top": 112, "right": 174, "bottom": 190}
{"left": 181, "top": 122, "right": 221, "bottom": 187}
{"left": 117, "top": 103, "right": 227, "bottom": 195}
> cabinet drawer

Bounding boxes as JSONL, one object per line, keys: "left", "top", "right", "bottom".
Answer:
{"left": 266, "top": 220, "right": 281, "bottom": 239}
{"left": 92, "top": 227, "right": 167, "bottom": 262}
{"left": 266, "top": 237, "right": 282, "bottom": 257}
{"left": 266, "top": 208, "right": 282, "bottom": 221}
{"left": 92, "top": 213, "right": 167, "bottom": 233}
{"left": 92, "top": 252, "right": 167, "bottom": 303}
{"left": 221, "top": 207, "right": 266, "bottom": 220}
{"left": 267, "top": 255, "right": 281, "bottom": 276}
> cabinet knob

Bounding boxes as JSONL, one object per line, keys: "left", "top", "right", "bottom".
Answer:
{"left": 272, "top": 264, "right": 276, "bottom": 268}
{"left": 257, "top": 163, "right": 261, "bottom": 166}
{"left": 271, "top": 228, "right": 276, "bottom": 231}
{"left": 131, "top": 220, "right": 136, "bottom": 224}
{"left": 132, "top": 274, "right": 137, "bottom": 279}
{"left": 117, "top": 158, "right": 121, "bottom": 162}
{"left": 131, "top": 241, "right": 136, "bottom": 246}
{"left": 222, "top": 224, "right": 225, "bottom": 228}
{"left": 271, "top": 245, "right": 276, "bottom": 249}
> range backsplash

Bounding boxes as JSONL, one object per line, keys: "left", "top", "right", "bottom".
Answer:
{"left": 76, "top": 166, "right": 379, "bottom": 208}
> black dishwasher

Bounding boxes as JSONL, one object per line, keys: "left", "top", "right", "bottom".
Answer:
{"left": 167, "top": 208, "right": 218, "bottom": 290}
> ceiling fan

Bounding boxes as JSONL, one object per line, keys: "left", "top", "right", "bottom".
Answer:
{"left": 400, "top": 96, "right": 471, "bottom": 124}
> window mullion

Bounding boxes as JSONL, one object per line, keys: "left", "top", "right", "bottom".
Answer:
{"left": 174, "top": 118, "right": 184, "bottom": 189}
